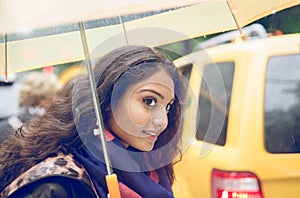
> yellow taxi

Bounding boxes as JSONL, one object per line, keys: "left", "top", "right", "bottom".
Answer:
{"left": 172, "top": 33, "right": 300, "bottom": 198}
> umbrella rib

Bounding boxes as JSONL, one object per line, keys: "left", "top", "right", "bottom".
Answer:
{"left": 118, "top": 16, "right": 129, "bottom": 45}
{"left": 226, "top": 0, "right": 244, "bottom": 37}
{"left": 4, "top": 34, "right": 8, "bottom": 82}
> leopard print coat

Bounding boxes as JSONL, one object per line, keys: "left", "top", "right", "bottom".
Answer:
{"left": 0, "top": 152, "right": 98, "bottom": 197}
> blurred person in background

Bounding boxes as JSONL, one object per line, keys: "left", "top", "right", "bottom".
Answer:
{"left": 0, "top": 71, "right": 62, "bottom": 144}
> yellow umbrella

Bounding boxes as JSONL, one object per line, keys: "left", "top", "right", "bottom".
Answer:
{"left": 1, "top": 0, "right": 299, "bottom": 75}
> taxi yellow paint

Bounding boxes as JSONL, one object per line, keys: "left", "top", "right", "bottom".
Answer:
{"left": 172, "top": 34, "right": 300, "bottom": 198}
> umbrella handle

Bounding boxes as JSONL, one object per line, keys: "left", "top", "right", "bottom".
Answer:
{"left": 106, "top": 174, "right": 121, "bottom": 198}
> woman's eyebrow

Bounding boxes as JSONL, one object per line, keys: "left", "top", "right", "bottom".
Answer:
{"left": 139, "top": 89, "right": 164, "bottom": 99}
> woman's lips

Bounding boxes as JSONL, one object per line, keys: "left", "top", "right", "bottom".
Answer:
{"left": 142, "top": 130, "right": 158, "bottom": 142}
{"left": 143, "top": 130, "right": 157, "bottom": 136}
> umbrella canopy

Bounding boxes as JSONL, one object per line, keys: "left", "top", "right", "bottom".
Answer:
{"left": 0, "top": 0, "right": 299, "bottom": 75}
{"left": 0, "top": 0, "right": 203, "bottom": 34}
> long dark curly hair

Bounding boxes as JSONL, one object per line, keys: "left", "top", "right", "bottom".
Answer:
{"left": 0, "top": 45, "right": 186, "bottom": 191}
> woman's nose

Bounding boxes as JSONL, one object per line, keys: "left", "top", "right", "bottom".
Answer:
{"left": 150, "top": 105, "right": 168, "bottom": 129}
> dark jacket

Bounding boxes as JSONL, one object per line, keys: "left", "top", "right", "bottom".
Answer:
{"left": 8, "top": 176, "right": 96, "bottom": 198}
{"left": 1, "top": 153, "right": 98, "bottom": 198}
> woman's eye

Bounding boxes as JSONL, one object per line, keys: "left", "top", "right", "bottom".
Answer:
{"left": 143, "top": 98, "right": 156, "bottom": 107}
{"left": 166, "top": 104, "right": 171, "bottom": 112}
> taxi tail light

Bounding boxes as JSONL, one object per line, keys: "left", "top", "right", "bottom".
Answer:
{"left": 211, "top": 169, "right": 263, "bottom": 198}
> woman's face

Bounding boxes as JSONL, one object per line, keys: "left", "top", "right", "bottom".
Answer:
{"left": 107, "top": 69, "right": 175, "bottom": 151}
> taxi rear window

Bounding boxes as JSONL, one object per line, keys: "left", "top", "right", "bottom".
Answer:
{"left": 196, "top": 62, "right": 234, "bottom": 146}
{"left": 264, "top": 54, "right": 300, "bottom": 153}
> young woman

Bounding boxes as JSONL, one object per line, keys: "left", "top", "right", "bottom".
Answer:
{"left": 0, "top": 45, "right": 186, "bottom": 198}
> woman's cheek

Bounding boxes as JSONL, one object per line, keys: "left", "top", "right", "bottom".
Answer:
{"left": 127, "top": 100, "right": 146, "bottom": 125}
